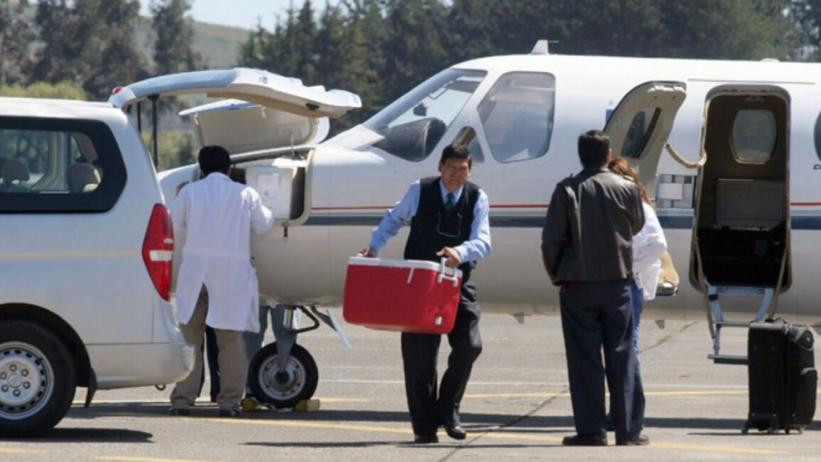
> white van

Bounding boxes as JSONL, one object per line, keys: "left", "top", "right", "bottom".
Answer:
{"left": 0, "top": 68, "right": 360, "bottom": 434}
{"left": 0, "top": 97, "right": 193, "bottom": 435}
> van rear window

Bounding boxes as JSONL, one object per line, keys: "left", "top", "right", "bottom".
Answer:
{"left": 0, "top": 117, "right": 126, "bottom": 213}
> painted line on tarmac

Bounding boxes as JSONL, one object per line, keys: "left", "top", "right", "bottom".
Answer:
{"left": 321, "top": 379, "right": 752, "bottom": 389}
{"left": 0, "top": 448, "right": 44, "bottom": 454}
{"left": 72, "top": 397, "right": 369, "bottom": 405}
{"left": 97, "top": 457, "right": 221, "bottom": 462}
{"left": 481, "top": 432, "right": 785, "bottom": 455}
{"left": 462, "top": 390, "right": 748, "bottom": 399}
{"left": 199, "top": 418, "right": 786, "bottom": 456}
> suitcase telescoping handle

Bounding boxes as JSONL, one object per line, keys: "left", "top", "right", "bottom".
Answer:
{"left": 438, "top": 258, "right": 460, "bottom": 287}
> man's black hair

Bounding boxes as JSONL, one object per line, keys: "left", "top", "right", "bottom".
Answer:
{"left": 578, "top": 130, "right": 610, "bottom": 170}
{"left": 439, "top": 144, "right": 472, "bottom": 169}
{"left": 198, "top": 145, "right": 231, "bottom": 175}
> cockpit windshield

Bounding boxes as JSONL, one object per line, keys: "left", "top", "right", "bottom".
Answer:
{"left": 364, "top": 69, "right": 486, "bottom": 161}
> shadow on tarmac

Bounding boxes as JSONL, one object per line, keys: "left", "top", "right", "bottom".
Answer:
{"left": 3, "top": 427, "right": 153, "bottom": 443}
{"left": 245, "top": 441, "right": 557, "bottom": 449}
{"left": 67, "top": 402, "right": 821, "bottom": 433}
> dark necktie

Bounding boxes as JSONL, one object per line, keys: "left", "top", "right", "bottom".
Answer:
{"left": 445, "top": 192, "right": 455, "bottom": 210}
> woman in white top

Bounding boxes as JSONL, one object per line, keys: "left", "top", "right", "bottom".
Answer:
{"left": 608, "top": 158, "right": 668, "bottom": 352}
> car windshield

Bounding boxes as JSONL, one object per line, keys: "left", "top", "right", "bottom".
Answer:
{"left": 365, "top": 68, "right": 486, "bottom": 136}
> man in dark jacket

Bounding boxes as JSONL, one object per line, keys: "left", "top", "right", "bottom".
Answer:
{"left": 363, "top": 144, "right": 492, "bottom": 444}
{"left": 541, "top": 130, "right": 647, "bottom": 446}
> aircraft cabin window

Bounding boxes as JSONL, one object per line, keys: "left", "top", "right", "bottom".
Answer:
{"left": 815, "top": 111, "right": 821, "bottom": 161}
{"left": 478, "top": 72, "right": 555, "bottom": 163}
{"left": 731, "top": 109, "right": 776, "bottom": 163}
{"left": 0, "top": 117, "right": 126, "bottom": 213}
{"left": 621, "top": 108, "right": 660, "bottom": 158}
{"left": 365, "top": 69, "right": 486, "bottom": 162}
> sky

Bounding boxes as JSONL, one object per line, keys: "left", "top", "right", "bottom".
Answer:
{"left": 139, "top": 0, "right": 325, "bottom": 30}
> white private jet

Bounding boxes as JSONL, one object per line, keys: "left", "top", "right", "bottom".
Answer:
{"left": 111, "top": 41, "right": 819, "bottom": 407}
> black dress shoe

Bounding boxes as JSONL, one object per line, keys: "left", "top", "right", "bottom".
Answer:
{"left": 616, "top": 433, "right": 649, "bottom": 446}
{"left": 412, "top": 434, "right": 439, "bottom": 444}
{"left": 443, "top": 423, "right": 467, "bottom": 440}
{"left": 561, "top": 433, "right": 608, "bottom": 446}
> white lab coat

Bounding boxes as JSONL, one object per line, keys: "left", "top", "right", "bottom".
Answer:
{"left": 633, "top": 202, "right": 668, "bottom": 301}
{"left": 171, "top": 172, "right": 274, "bottom": 332}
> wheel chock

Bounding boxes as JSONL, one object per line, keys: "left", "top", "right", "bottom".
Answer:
{"left": 294, "top": 399, "right": 320, "bottom": 412}
{"left": 241, "top": 396, "right": 269, "bottom": 412}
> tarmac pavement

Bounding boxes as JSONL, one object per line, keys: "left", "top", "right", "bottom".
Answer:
{"left": 1, "top": 312, "right": 819, "bottom": 461}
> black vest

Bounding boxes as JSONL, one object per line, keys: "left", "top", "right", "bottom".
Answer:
{"left": 404, "top": 176, "right": 480, "bottom": 277}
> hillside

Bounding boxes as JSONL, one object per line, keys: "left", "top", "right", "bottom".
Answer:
{"left": 136, "top": 16, "right": 250, "bottom": 70}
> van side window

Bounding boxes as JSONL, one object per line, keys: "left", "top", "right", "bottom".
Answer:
{"left": 0, "top": 117, "right": 126, "bottom": 213}
{"left": 478, "top": 72, "right": 555, "bottom": 163}
{"left": 731, "top": 109, "right": 776, "bottom": 163}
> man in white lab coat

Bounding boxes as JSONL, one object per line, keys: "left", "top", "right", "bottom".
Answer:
{"left": 169, "top": 145, "right": 274, "bottom": 417}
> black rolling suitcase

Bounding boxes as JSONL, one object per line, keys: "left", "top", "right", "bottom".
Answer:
{"left": 744, "top": 318, "right": 817, "bottom": 434}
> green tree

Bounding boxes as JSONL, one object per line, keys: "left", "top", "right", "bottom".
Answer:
{"left": 344, "top": 0, "right": 388, "bottom": 117}
{"left": 790, "top": 0, "right": 821, "bottom": 59}
{"left": 30, "top": 0, "right": 102, "bottom": 85}
{"left": 656, "top": 0, "right": 794, "bottom": 60}
{"left": 0, "top": 0, "right": 34, "bottom": 85}
{"left": 85, "top": 0, "right": 146, "bottom": 99}
{"left": 293, "top": 0, "right": 318, "bottom": 83}
{"left": 382, "top": 0, "right": 450, "bottom": 102}
{"left": 151, "top": 0, "right": 201, "bottom": 74}
{"left": 30, "top": 0, "right": 147, "bottom": 100}
{"left": 0, "top": 81, "right": 87, "bottom": 99}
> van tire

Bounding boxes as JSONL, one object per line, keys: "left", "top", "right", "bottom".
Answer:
{"left": 0, "top": 321, "right": 76, "bottom": 436}
{"left": 247, "top": 342, "right": 318, "bottom": 409}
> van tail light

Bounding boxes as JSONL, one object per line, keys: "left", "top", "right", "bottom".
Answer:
{"left": 142, "top": 203, "right": 174, "bottom": 301}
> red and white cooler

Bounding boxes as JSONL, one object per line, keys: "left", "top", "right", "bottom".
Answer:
{"left": 343, "top": 256, "right": 462, "bottom": 334}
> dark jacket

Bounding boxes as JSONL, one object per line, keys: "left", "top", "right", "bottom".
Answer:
{"left": 541, "top": 167, "right": 645, "bottom": 285}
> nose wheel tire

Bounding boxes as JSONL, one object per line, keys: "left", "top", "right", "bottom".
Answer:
{"left": 247, "top": 343, "right": 318, "bottom": 409}
{"left": 0, "top": 321, "right": 76, "bottom": 436}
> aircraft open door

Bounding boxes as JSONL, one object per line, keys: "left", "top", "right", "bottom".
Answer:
{"left": 688, "top": 85, "right": 791, "bottom": 364}
{"left": 603, "top": 81, "right": 687, "bottom": 197}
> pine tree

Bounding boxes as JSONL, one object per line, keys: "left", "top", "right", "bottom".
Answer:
{"left": 293, "top": 0, "right": 318, "bottom": 83}
{"left": 382, "top": 0, "right": 450, "bottom": 102}
{"left": 0, "top": 0, "right": 35, "bottom": 85}
{"left": 85, "top": 0, "right": 146, "bottom": 99}
{"left": 151, "top": 0, "right": 201, "bottom": 75}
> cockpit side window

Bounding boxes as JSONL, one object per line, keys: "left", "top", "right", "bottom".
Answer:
{"left": 478, "top": 72, "right": 555, "bottom": 163}
{"left": 365, "top": 69, "right": 486, "bottom": 162}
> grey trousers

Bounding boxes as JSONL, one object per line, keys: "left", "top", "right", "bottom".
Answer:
{"left": 171, "top": 288, "right": 248, "bottom": 412}
{"left": 559, "top": 279, "right": 645, "bottom": 443}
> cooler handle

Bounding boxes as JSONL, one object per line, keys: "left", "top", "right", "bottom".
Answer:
{"left": 438, "top": 258, "right": 460, "bottom": 287}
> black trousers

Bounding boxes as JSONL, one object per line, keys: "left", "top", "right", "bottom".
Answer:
{"left": 401, "top": 281, "right": 482, "bottom": 436}
{"left": 559, "top": 279, "right": 645, "bottom": 443}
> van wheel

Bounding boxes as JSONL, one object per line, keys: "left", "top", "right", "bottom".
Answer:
{"left": 0, "top": 321, "right": 76, "bottom": 436}
{"left": 248, "top": 343, "right": 318, "bottom": 409}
